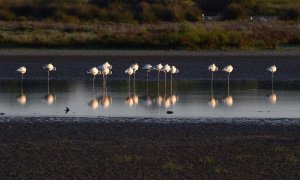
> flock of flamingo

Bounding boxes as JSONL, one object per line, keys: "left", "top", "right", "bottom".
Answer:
{"left": 14, "top": 62, "right": 277, "bottom": 109}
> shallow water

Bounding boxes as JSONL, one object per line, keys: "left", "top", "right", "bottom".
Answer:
{"left": 1, "top": 79, "right": 300, "bottom": 118}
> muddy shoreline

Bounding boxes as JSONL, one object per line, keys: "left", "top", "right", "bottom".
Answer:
{"left": 0, "top": 118, "right": 299, "bottom": 179}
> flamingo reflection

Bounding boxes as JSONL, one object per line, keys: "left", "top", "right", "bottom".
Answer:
{"left": 222, "top": 65, "right": 234, "bottom": 107}
{"left": 16, "top": 84, "right": 26, "bottom": 105}
{"left": 98, "top": 81, "right": 112, "bottom": 108}
{"left": 208, "top": 80, "right": 218, "bottom": 108}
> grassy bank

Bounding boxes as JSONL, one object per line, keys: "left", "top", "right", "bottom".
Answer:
{"left": 0, "top": 21, "right": 299, "bottom": 50}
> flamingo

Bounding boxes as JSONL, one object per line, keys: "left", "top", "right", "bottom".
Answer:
{"left": 222, "top": 65, "right": 233, "bottom": 82}
{"left": 16, "top": 66, "right": 26, "bottom": 84}
{"left": 162, "top": 64, "right": 171, "bottom": 95}
{"left": 125, "top": 67, "right": 134, "bottom": 91}
{"left": 98, "top": 62, "right": 112, "bottom": 81}
{"left": 99, "top": 67, "right": 112, "bottom": 82}
{"left": 142, "top": 64, "right": 153, "bottom": 93}
{"left": 43, "top": 63, "right": 56, "bottom": 95}
{"left": 222, "top": 65, "right": 233, "bottom": 99}
{"left": 170, "top": 66, "right": 179, "bottom": 94}
{"left": 130, "top": 63, "right": 139, "bottom": 87}
{"left": 87, "top": 67, "right": 99, "bottom": 92}
{"left": 154, "top": 63, "right": 163, "bottom": 81}
{"left": 99, "top": 62, "right": 112, "bottom": 70}
{"left": 208, "top": 63, "right": 218, "bottom": 81}
{"left": 266, "top": 65, "right": 277, "bottom": 91}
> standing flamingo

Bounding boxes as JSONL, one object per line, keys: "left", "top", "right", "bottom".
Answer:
{"left": 125, "top": 67, "right": 134, "bottom": 92}
{"left": 154, "top": 63, "right": 163, "bottom": 82}
{"left": 170, "top": 66, "right": 179, "bottom": 94}
{"left": 43, "top": 63, "right": 56, "bottom": 94}
{"left": 142, "top": 64, "right": 153, "bottom": 93}
{"left": 16, "top": 66, "right": 26, "bottom": 83}
{"left": 98, "top": 62, "right": 112, "bottom": 81}
{"left": 222, "top": 65, "right": 233, "bottom": 97}
{"left": 266, "top": 65, "right": 277, "bottom": 91}
{"left": 99, "top": 67, "right": 112, "bottom": 82}
{"left": 208, "top": 63, "right": 218, "bottom": 81}
{"left": 87, "top": 67, "right": 99, "bottom": 92}
{"left": 162, "top": 64, "right": 171, "bottom": 95}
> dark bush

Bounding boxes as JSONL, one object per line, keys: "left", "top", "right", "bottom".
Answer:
{"left": 223, "top": 3, "right": 247, "bottom": 20}
{"left": 280, "top": 8, "right": 300, "bottom": 21}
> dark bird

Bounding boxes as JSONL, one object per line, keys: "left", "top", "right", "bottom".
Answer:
{"left": 167, "top": 111, "right": 173, "bottom": 114}
{"left": 0, "top": 112, "right": 5, "bottom": 115}
{"left": 65, "top": 107, "right": 70, "bottom": 114}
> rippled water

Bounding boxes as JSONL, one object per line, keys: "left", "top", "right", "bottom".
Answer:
{"left": 1, "top": 79, "right": 300, "bottom": 118}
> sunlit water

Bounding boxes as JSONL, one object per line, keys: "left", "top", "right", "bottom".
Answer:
{"left": 1, "top": 79, "right": 300, "bottom": 118}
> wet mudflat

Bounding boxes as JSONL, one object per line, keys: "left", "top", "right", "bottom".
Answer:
{"left": 0, "top": 119, "right": 299, "bottom": 179}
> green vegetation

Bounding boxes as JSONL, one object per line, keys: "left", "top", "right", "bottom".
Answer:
{"left": 0, "top": 0, "right": 299, "bottom": 23}
{"left": 0, "top": 21, "right": 298, "bottom": 50}
{"left": 0, "top": 0, "right": 298, "bottom": 49}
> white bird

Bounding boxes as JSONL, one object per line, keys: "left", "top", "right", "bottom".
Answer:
{"left": 16, "top": 66, "right": 27, "bottom": 88}
{"left": 143, "top": 64, "right": 153, "bottom": 93}
{"left": 222, "top": 65, "right": 233, "bottom": 81}
{"left": 87, "top": 67, "right": 99, "bottom": 92}
{"left": 99, "top": 62, "right": 112, "bottom": 70}
{"left": 162, "top": 64, "right": 171, "bottom": 95}
{"left": 266, "top": 65, "right": 277, "bottom": 90}
{"left": 208, "top": 63, "right": 218, "bottom": 80}
{"left": 87, "top": 67, "right": 99, "bottom": 79}
{"left": 130, "top": 63, "right": 139, "bottom": 85}
{"left": 267, "top": 65, "right": 277, "bottom": 74}
{"left": 99, "top": 67, "right": 112, "bottom": 81}
{"left": 170, "top": 66, "right": 179, "bottom": 94}
{"left": 43, "top": 63, "right": 56, "bottom": 94}
{"left": 43, "top": 63, "right": 56, "bottom": 72}
{"left": 16, "top": 66, "right": 26, "bottom": 80}
{"left": 154, "top": 63, "right": 163, "bottom": 82}
{"left": 125, "top": 67, "right": 134, "bottom": 91}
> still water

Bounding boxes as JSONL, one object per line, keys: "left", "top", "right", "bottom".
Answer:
{"left": 0, "top": 79, "right": 300, "bottom": 118}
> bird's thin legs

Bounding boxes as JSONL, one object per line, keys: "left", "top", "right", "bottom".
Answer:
{"left": 92, "top": 75, "right": 95, "bottom": 93}
{"left": 128, "top": 75, "right": 131, "bottom": 97}
{"left": 271, "top": 72, "right": 274, "bottom": 93}
{"left": 47, "top": 70, "right": 50, "bottom": 94}
{"left": 146, "top": 72, "right": 149, "bottom": 95}
{"left": 157, "top": 71, "right": 160, "bottom": 96}
{"left": 227, "top": 73, "right": 230, "bottom": 96}
{"left": 164, "top": 72, "right": 167, "bottom": 97}
{"left": 171, "top": 73, "right": 173, "bottom": 95}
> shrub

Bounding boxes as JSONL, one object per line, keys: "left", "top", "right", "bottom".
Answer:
{"left": 280, "top": 8, "right": 300, "bottom": 21}
{"left": 223, "top": 3, "right": 247, "bottom": 20}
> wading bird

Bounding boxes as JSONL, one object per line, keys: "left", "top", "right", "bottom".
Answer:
{"left": 266, "top": 65, "right": 277, "bottom": 91}
{"left": 154, "top": 63, "right": 163, "bottom": 82}
{"left": 43, "top": 63, "right": 56, "bottom": 80}
{"left": 87, "top": 67, "right": 99, "bottom": 92}
{"left": 162, "top": 64, "right": 171, "bottom": 95}
{"left": 16, "top": 66, "right": 26, "bottom": 83}
{"left": 142, "top": 64, "right": 153, "bottom": 93}
{"left": 43, "top": 63, "right": 56, "bottom": 97}
{"left": 125, "top": 67, "right": 134, "bottom": 92}
{"left": 208, "top": 63, "right": 218, "bottom": 80}
{"left": 98, "top": 62, "right": 112, "bottom": 81}
{"left": 222, "top": 65, "right": 233, "bottom": 82}
{"left": 130, "top": 63, "right": 139, "bottom": 84}
{"left": 170, "top": 66, "right": 179, "bottom": 94}
{"left": 99, "top": 67, "right": 112, "bottom": 82}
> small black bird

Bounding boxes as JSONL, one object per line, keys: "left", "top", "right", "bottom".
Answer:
{"left": 167, "top": 111, "right": 173, "bottom": 114}
{"left": 0, "top": 112, "right": 5, "bottom": 115}
{"left": 65, "top": 107, "right": 70, "bottom": 114}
